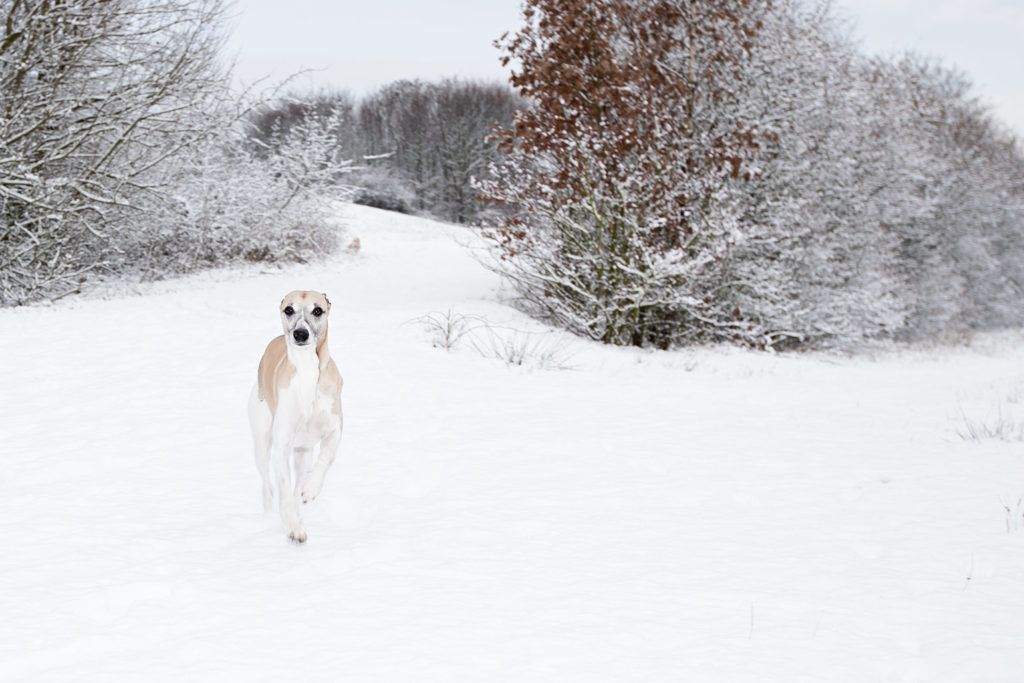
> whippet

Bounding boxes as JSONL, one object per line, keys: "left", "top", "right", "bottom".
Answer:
{"left": 248, "top": 290, "right": 343, "bottom": 543}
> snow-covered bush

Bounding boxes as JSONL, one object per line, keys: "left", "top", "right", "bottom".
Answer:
{"left": 119, "top": 114, "right": 353, "bottom": 278}
{"left": 348, "top": 164, "right": 418, "bottom": 215}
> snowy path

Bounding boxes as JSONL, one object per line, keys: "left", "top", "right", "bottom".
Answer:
{"left": 1, "top": 205, "right": 1023, "bottom": 681}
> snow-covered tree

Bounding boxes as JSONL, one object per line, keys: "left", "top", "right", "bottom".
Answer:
{"left": 721, "top": 1, "right": 911, "bottom": 347}
{"left": 0, "top": 0, "right": 355, "bottom": 305}
{"left": 479, "top": 0, "right": 1024, "bottom": 349}
{"left": 728, "top": 1, "right": 1024, "bottom": 346}
{"left": 356, "top": 79, "right": 519, "bottom": 223}
{"left": 878, "top": 55, "right": 1024, "bottom": 339}
{"left": 476, "top": 0, "right": 773, "bottom": 348}
{"left": 249, "top": 80, "right": 519, "bottom": 224}
{"left": 0, "top": 0, "right": 232, "bottom": 303}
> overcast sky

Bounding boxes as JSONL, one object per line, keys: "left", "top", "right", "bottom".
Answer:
{"left": 227, "top": 0, "right": 1024, "bottom": 136}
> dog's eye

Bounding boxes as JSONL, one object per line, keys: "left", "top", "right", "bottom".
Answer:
{"left": 312, "top": 306, "right": 323, "bottom": 317}
{"left": 283, "top": 306, "right": 295, "bottom": 317}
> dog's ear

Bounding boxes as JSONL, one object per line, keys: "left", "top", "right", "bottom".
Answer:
{"left": 323, "top": 293, "right": 331, "bottom": 308}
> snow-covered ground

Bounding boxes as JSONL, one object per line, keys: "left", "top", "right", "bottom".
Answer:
{"left": 1, "top": 205, "right": 1023, "bottom": 681}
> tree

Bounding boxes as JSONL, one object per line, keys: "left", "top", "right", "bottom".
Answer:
{"left": 0, "top": 0, "right": 356, "bottom": 305}
{"left": 878, "top": 55, "right": 1024, "bottom": 338}
{"left": 356, "top": 79, "right": 519, "bottom": 223}
{"left": 247, "top": 80, "right": 520, "bottom": 224}
{"left": 476, "top": 0, "right": 772, "bottom": 348}
{"left": 0, "top": 0, "right": 234, "bottom": 303}
{"left": 726, "top": 1, "right": 1024, "bottom": 346}
{"left": 721, "top": 0, "right": 911, "bottom": 347}
{"left": 479, "top": 0, "right": 1024, "bottom": 350}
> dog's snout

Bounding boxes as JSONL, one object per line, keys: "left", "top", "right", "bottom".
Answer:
{"left": 293, "top": 328, "right": 310, "bottom": 344}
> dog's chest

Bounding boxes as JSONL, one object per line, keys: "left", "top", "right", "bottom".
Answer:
{"left": 282, "top": 355, "right": 337, "bottom": 446}
{"left": 291, "top": 392, "right": 337, "bottom": 448}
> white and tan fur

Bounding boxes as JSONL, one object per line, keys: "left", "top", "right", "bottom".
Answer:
{"left": 248, "top": 290, "right": 342, "bottom": 543}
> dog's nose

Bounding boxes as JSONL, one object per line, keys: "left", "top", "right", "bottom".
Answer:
{"left": 293, "top": 328, "right": 310, "bottom": 344}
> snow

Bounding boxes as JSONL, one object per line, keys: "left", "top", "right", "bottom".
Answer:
{"left": 2, "top": 204, "right": 1023, "bottom": 681}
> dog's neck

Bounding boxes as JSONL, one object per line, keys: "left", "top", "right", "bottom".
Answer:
{"left": 285, "top": 337, "right": 321, "bottom": 412}
{"left": 286, "top": 339, "right": 318, "bottom": 371}
{"left": 286, "top": 324, "right": 331, "bottom": 376}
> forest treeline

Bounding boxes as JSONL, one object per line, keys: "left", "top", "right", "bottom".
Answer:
{"left": 3, "top": 0, "right": 1023, "bottom": 352}
{"left": 474, "top": 0, "right": 1024, "bottom": 349}
{"left": 246, "top": 80, "right": 520, "bottom": 225}
{"left": 252, "top": 1, "right": 1024, "bottom": 349}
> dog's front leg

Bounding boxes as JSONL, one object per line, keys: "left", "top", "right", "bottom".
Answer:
{"left": 293, "top": 446, "right": 312, "bottom": 500}
{"left": 270, "top": 425, "right": 307, "bottom": 543}
{"left": 302, "top": 428, "right": 340, "bottom": 504}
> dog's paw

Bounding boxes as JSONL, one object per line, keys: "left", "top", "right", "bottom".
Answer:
{"left": 301, "top": 478, "right": 324, "bottom": 504}
{"left": 300, "top": 483, "right": 320, "bottom": 504}
{"left": 288, "top": 529, "right": 307, "bottom": 544}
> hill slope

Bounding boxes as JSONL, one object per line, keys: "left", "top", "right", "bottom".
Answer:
{"left": 1, "top": 205, "right": 1023, "bottom": 681}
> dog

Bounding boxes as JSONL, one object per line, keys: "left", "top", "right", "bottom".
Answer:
{"left": 248, "top": 290, "right": 343, "bottom": 543}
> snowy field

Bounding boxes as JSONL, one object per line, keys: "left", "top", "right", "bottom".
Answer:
{"left": 1, "top": 205, "right": 1023, "bottom": 681}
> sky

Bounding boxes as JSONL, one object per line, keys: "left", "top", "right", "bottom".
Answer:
{"left": 226, "top": 0, "right": 1024, "bottom": 136}
{"left": 225, "top": 0, "right": 519, "bottom": 92}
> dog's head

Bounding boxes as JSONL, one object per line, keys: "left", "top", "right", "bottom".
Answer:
{"left": 279, "top": 290, "right": 332, "bottom": 348}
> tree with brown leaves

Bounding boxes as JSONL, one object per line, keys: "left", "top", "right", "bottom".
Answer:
{"left": 476, "top": 0, "right": 771, "bottom": 348}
